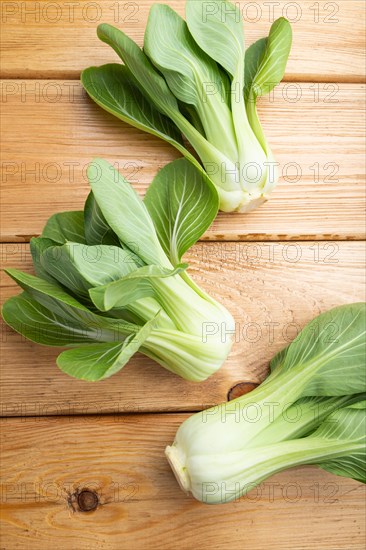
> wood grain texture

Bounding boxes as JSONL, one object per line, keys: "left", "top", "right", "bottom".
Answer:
{"left": 1, "top": 241, "right": 364, "bottom": 416}
{"left": 1, "top": 415, "right": 365, "bottom": 550}
{"left": 1, "top": 81, "right": 365, "bottom": 242}
{"left": 1, "top": 0, "right": 365, "bottom": 546}
{"left": 1, "top": 0, "right": 365, "bottom": 81}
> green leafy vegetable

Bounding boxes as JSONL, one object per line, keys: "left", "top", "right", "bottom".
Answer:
{"left": 144, "top": 158, "right": 218, "bottom": 265}
{"left": 84, "top": 191, "right": 120, "bottom": 247}
{"left": 87, "top": 158, "right": 169, "bottom": 267}
{"left": 165, "top": 303, "right": 366, "bottom": 503}
{"left": 245, "top": 18, "right": 293, "bottom": 155}
{"left": 81, "top": 64, "right": 187, "bottom": 160}
{"left": 89, "top": 264, "right": 187, "bottom": 311}
{"left": 2, "top": 158, "right": 234, "bottom": 382}
{"left": 42, "top": 211, "right": 86, "bottom": 244}
{"left": 57, "top": 315, "right": 158, "bottom": 381}
{"left": 81, "top": 0, "right": 292, "bottom": 212}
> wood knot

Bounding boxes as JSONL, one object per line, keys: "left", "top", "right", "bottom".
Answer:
{"left": 227, "top": 382, "right": 259, "bottom": 401}
{"left": 77, "top": 490, "right": 99, "bottom": 512}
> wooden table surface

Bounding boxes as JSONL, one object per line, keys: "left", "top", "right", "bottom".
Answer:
{"left": 1, "top": 1, "right": 365, "bottom": 548}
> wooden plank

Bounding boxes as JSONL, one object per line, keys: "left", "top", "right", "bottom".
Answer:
{"left": 1, "top": 81, "right": 365, "bottom": 242}
{"left": 1, "top": 241, "right": 364, "bottom": 416}
{"left": 0, "top": 0, "right": 365, "bottom": 81}
{"left": 1, "top": 415, "right": 365, "bottom": 549}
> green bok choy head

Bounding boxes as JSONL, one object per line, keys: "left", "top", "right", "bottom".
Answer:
{"left": 165, "top": 303, "right": 366, "bottom": 503}
{"left": 81, "top": 0, "right": 292, "bottom": 213}
{"left": 2, "top": 158, "right": 234, "bottom": 382}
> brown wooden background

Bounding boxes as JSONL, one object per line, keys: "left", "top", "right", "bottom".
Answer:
{"left": 1, "top": 1, "right": 365, "bottom": 548}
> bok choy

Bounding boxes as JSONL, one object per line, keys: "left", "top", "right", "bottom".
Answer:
{"left": 81, "top": 0, "right": 292, "bottom": 213}
{"left": 165, "top": 303, "right": 366, "bottom": 503}
{"left": 2, "top": 158, "right": 234, "bottom": 382}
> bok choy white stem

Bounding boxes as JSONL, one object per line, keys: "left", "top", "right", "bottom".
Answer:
{"left": 165, "top": 303, "right": 366, "bottom": 503}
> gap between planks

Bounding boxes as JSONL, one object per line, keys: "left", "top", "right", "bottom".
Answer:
{"left": 1, "top": 1, "right": 365, "bottom": 82}
{"left": 1, "top": 81, "right": 365, "bottom": 242}
{"left": 2, "top": 75, "right": 365, "bottom": 83}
